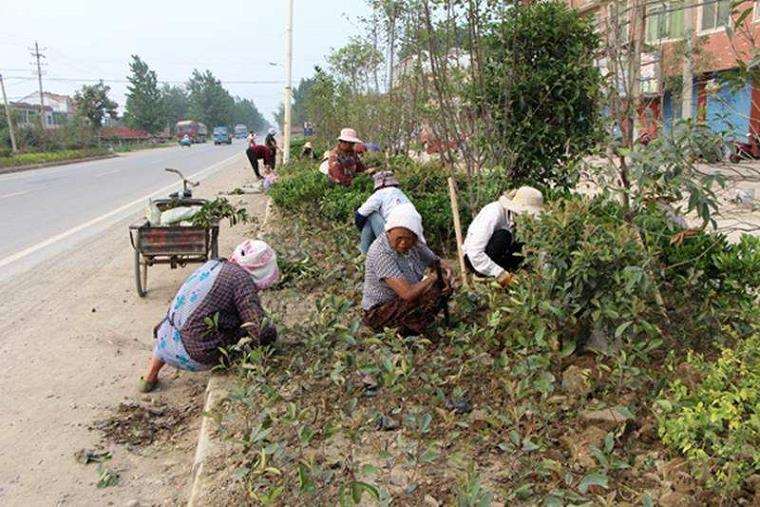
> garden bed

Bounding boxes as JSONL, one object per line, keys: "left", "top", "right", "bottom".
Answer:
{"left": 201, "top": 161, "right": 759, "bottom": 505}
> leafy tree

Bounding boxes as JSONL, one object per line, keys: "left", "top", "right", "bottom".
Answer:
{"left": 232, "top": 97, "right": 269, "bottom": 133}
{"left": 303, "top": 67, "right": 342, "bottom": 144}
{"left": 327, "top": 36, "right": 384, "bottom": 94}
{"left": 479, "top": 1, "right": 603, "bottom": 188}
{"left": 73, "top": 81, "right": 118, "bottom": 130}
{"left": 274, "top": 76, "right": 316, "bottom": 132}
{"left": 124, "top": 55, "right": 164, "bottom": 134}
{"left": 161, "top": 84, "right": 189, "bottom": 132}
{"left": 186, "top": 69, "right": 234, "bottom": 127}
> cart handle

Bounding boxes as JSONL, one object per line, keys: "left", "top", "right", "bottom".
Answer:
{"left": 129, "top": 228, "right": 137, "bottom": 250}
{"left": 165, "top": 168, "right": 200, "bottom": 190}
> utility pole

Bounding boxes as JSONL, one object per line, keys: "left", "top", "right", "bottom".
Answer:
{"left": 681, "top": 2, "right": 695, "bottom": 120}
{"left": 283, "top": 0, "right": 294, "bottom": 165}
{"left": 0, "top": 73, "right": 19, "bottom": 153}
{"left": 30, "top": 41, "right": 46, "bottom": 130}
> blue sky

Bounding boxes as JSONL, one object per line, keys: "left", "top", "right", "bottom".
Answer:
{"left": 0, "top": 0, "right": 363, "bottom": 121}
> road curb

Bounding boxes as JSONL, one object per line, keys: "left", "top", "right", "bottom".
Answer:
{"left": 0, "top": 154, "right": 118, "bottom": 175}
{"left": 187, "top": 375, "right": 229, "bottom": 507}
{"left": 187, "top": 195, "right": 274, "bottom": 505}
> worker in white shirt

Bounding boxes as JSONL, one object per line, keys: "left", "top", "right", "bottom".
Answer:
{"left": 462, "top": 186, "right": 544, "bottom": 287}
{"left": 355, "top": 171, "right": 412, "bottom": 253}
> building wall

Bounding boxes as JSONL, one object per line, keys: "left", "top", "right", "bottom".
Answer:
{"left": 567, "top": 0, "right": 760, "bottom": 146}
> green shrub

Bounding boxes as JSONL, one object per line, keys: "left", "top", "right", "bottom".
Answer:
{"left": 656, "top": 328, "right": 760, "bottom": 494}
{"left": 637, "top": 208, "right": 760, "bottom": 341}
{"left": 361, "top": 151, "right": 385, "bottom": 169}
{"left": 319, "top": 175, "right": 372, "bottom": 221}
{"left": 0, "top": 147, "right": 110, "bottom": 168}
{"left": 269, "top": 167, "right": 331, "bottom": 212}
{"left": 479, "top": 0, "right": 603, "bottom": 189}
{"left": 511, "top": 195, "right": 662, "bottom": 349}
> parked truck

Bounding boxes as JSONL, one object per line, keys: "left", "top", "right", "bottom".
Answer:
{"left": 234, "top": 124, "right": 248, "bottom": 139}
{"left": 175, "top": 120, "right": 208, "bottom": 144}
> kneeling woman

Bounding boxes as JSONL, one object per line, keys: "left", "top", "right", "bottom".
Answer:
{"left": 361, "top": 203, "right": 454, "bottom": 337}
{"left": 138, "top": 240, "right": 279, "bottom": 392}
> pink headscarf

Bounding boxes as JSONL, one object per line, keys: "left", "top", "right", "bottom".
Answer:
{"left": 230, "top": 240, "right": 280, "bottom": 290}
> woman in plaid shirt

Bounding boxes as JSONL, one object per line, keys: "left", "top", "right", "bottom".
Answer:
{"left": 138, "top": 240, "right": 279, "bottom": 393}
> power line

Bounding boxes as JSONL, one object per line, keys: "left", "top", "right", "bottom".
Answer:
{"left": 1, "top": 76, "right": 285, "bottom": 85}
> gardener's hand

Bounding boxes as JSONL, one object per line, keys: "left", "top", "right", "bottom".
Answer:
{"left": 421, "top": 269, "right": 439, "bottom": 289}
{"left": 440, "top": 262, "right": 455, "bottom": 293}
{"left": 497, "top": 271, "right": 516, "bottom": 288}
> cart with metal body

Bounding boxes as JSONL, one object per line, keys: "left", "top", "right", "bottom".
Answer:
{"left": 129, "top": 169, "right": 219, "bottom": 297}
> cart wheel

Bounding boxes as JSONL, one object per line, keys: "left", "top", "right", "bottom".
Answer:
{"left": 135, "top": 249, "right": 148, "bottom": 297}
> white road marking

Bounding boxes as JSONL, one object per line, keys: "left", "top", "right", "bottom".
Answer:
{"left": 94, "top": 169, "right": 122, "bottom": 178}
{"left": 0, "top": 153, "right": 241, "bottom": 271}
{"left": 0, "top": 190, "right": 30, "bottom": 200}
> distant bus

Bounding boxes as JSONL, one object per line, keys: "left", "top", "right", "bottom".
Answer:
{"left": 234, "top": 124, "right": 248, "bottom": 139}
{"left": 175, "top": 120, "right": 208, "bottom": 143}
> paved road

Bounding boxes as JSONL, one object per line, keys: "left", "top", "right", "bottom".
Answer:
{"left": 0, "top": 140, "right": 249, "bottom": 281}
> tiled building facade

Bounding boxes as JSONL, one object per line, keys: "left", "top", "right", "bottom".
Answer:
{"left": 567, "top": 0, "right": 760, "bottom": 151}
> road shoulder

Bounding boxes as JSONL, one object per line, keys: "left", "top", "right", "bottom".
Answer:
{"left": 0, "top": 154, "right": 265, "bottom": 505}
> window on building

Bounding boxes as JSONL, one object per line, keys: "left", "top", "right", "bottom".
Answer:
{"left": 646, "top": 1, "right": 685, "bottom": 43}
{"left": 701, "top": 0, "right": 730, "bottom": 32}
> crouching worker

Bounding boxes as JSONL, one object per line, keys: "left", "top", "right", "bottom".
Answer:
{"left": 246, "top": 143, "right": 275, "bottom": 180}
{"left": 463, "top": 186, "right": 543, "bottom": 287}
{"left": 355, "top": 171, "right": 411, "bottom": 254}
{"left": 362, "top": 203, "right": 454, "bottom": 337}
{"left": 138, "top": 240, "right": 280, "bottom": 392}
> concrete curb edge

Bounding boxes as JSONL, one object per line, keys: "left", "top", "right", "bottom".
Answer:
{"left": 186, "top": 195, "right": 274, "bottom": 506}
{"left": 187, "top": 376, "right": 229, "bottom": 507}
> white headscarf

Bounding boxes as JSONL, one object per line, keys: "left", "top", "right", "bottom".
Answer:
{"left": 230, "top": 239, "right": 280, "bottom": 289}
{"left": 384, "top": 202, "right": 426, "bottom": 244}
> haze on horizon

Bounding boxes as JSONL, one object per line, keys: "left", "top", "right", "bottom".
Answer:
{"left": 0, "top": 0, "right": 362, "bottom": 123}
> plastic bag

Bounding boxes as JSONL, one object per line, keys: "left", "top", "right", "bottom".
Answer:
{"left": 145, "top": 199, "right": 162, "bottom": 226}
{"left": 160, "top": 206, "right": 202, "bottom": 225}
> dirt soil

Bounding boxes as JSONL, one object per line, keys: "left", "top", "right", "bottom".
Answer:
{"left": 0, "top": 153, "right": 268, "bottom": 506}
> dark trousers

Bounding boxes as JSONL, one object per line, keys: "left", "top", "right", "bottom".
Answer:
{"left": 464, "top": 229, "right": 523, "bottom": 276}
{"left": 246, "top": 148, "right": 262, "bottom": 179}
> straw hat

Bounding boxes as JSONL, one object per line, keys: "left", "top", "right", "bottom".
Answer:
{"left": 304, "top": 141, "right": 313, "bottom": 149}
{"left": 338, "top": 127, "right": 362, "bottom": 144}
{"left": 498, "top": 186, "right": 544, "bottom": 216}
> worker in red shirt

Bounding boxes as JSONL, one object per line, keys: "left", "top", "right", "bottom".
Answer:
{"left": 327, "top": 128, "right": 367, "bottom": 186}
{"left": 246, "top": 142, "right": 274, "bottom": 180}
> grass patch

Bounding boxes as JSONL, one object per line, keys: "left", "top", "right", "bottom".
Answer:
{"left": 0, "top": 147, "right": 111, "bottom": 168}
